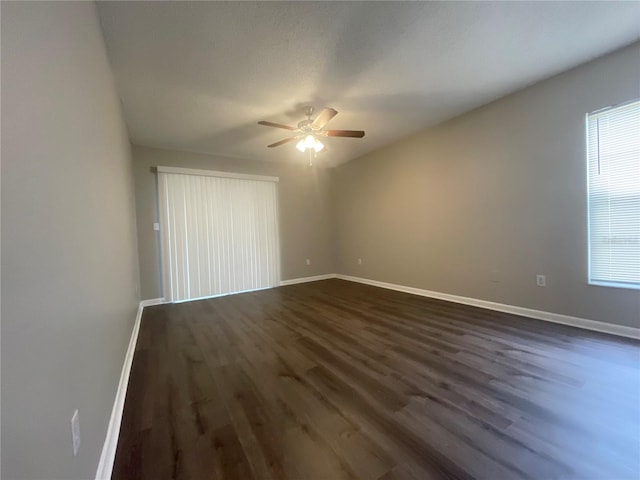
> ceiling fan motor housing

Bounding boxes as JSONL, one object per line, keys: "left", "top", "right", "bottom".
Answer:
{"left": 298, "top": 119, "right": 322, "bottom": 132}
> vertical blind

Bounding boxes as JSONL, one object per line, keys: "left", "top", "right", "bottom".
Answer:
{"left": 587, "top": 99, "right": 640, "bottom": 288}
{"left": 157, "top": 167, "right": 280, "bottom": 302}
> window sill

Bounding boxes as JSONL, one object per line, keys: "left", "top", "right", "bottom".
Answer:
{"left": 588, "top": 280, "right": 640, "bottom": 291}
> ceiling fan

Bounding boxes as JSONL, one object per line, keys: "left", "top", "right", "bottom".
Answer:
{"left": 258, "top": 106, "right": 365, "bottom": 153}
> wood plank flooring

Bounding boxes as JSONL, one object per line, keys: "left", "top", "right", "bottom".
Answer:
{"left": 112, "top": 279, "right": 640, "bottom": 480}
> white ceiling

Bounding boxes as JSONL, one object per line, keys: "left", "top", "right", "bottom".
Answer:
{"left": 97, "top": 1, "right": 640, "bottom": 167}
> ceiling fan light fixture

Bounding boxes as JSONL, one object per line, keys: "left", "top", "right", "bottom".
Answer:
{"left": 304, "top": 134, "right": 316, "bottom": 149}
{"left": 296, "top": 135, "right": 323, "bottom": 153}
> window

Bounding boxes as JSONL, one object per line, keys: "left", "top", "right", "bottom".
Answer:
{"left": 587, "top": 99, "right": 640, "bottom": 289}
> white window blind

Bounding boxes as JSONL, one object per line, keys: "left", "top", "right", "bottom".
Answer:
{"left": 587, "top": 99, "right": 640, "bottom": 289}
{"left": 157, "top": 168, "right": 280, "bottom": 302}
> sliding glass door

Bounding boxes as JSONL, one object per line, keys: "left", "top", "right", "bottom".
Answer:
{"left": 157, "top": 167, "right": 280, "bottom": 302}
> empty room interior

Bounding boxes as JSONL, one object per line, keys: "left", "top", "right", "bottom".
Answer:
{"left": 2, "top": 1, "right": 640, "bottom": 479}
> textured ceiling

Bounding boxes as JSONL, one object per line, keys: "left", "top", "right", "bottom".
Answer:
{"left": 97, "top": 1, "right": 640, "bottom": 167}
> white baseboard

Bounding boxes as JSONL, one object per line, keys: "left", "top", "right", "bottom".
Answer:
{"left": 280, "top": 274, "right": 337, "bottom": 286}
{"left": 95, "top": 299, "right": 158, "bottom": 480}
{"left": 336, "top": 274, "right": 640, "bottom": 340}
{"left": 140, "top": 297, "right": 166, "bottom": 307}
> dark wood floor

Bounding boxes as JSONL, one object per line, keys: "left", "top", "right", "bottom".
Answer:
{"left": 112, "top": 279, "right": 640, "bottom": 480}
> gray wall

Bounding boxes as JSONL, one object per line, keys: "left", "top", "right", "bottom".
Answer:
{"left": 132, "top": 145, "right": 335, "bottom": 300}
{"left": 1, "top": 3, "right": 140, "bottom": 479}
{"left": 333, "top": 42, "right": 640, "bottom": 329}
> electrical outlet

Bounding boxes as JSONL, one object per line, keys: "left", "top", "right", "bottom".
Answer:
{"left": 305, "top": 258, "right": 311, "bottom": 265}
{"left": 536, "top": 274, "right": 546, "bottom": 287}
{"left": 71, "top": 410, "right": 80, "bottom": 456}
{"left": 153, "top": 222, "right": 160, "bottom": 231}
{"left": 357, "top": 258, "right": 362, "bottom": 265}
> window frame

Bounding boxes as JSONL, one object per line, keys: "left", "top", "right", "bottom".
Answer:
{"left": 585, "top": 98, "right": 640, "bottom": 291}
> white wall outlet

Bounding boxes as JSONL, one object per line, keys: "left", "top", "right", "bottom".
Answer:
{"left": 71, "top": 409, "right": 80, "bottom": 456}
{"left": 357, "top": 258, "right": 362, "bottom": 265}
{"left": 153, "top": 222, "right": 160, "bottom": 231}
{"left": 305, "top": 258, "right": 311, "bottom": 265}
{"left": 536, "top": 274, "right": 546, "bottom": 287}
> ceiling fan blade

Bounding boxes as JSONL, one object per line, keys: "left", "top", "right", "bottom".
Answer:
{"left": 311, "top": 108, "right": 338, "bottom": 129}
{"left": 258, "top": 120, "right": 297, "bottom": 131}
{"left": 326, "top": 130, "right": 365, "bottom": 138}
{"left": 267, "top": 137, "right": 297, "bottom": 148}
